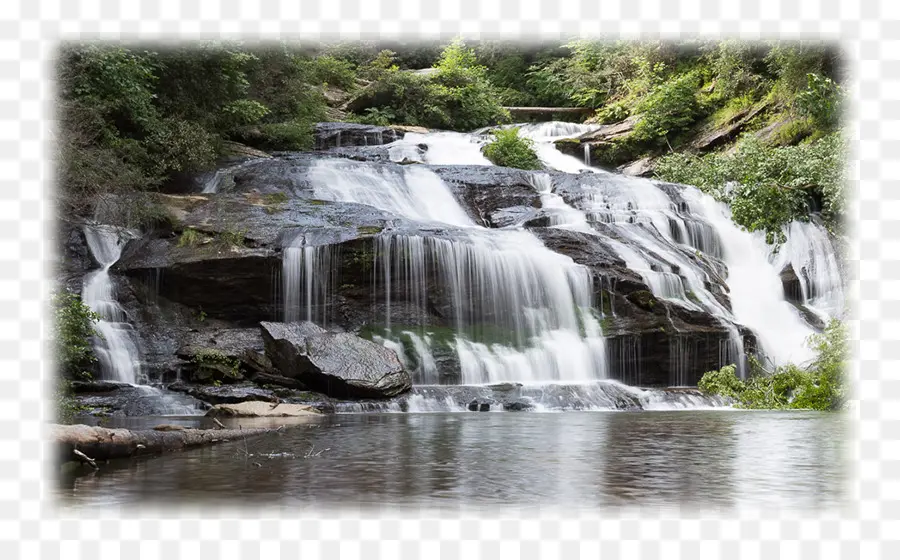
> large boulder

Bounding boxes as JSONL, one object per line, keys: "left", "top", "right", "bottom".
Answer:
{"left": 260, "top": 321, "right": 412, "bottom": 399}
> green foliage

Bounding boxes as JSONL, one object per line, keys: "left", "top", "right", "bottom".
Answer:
{"left": 654, "top": 133, "right": 847, "bottom": 243}
{"left": 351, "top": 39, "right": 510, "bottom": 131}
{"left": 192, "top": 348, "right": 241, "bottom": 379}
{"left": 698, "top": 319, "right": 849, "bottom": 410}
{"left": 481, "top": 127, "right": 542, "bottom": 170}
{"left": 57, "top": 42, "right": 332, "bottom": 220}
{"left": 177, "top": 228, "right": 204, "bottom": 247}
{"left": 216, "top": 228, "right": 247, "bottom": 248}
{"left": 697, "top": 364, "right": 744, "bottom": 400}
{"left": 52, "top": 291, "right": 100, "bottom": 379}
{"left": 795, "top": 73, "right": 844, "bottom": 130}
{"left": 632, "top": 72, "right": 703, "bottom": 141}
{"left": 706, "top": 40, "right": 767, "bottom": 99}
{"left": 55, "top": 379, "right": 80, "bottom": 424}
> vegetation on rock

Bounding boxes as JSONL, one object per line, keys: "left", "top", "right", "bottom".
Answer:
{"left": 698, "top": 319, "right": 849, "bottom": 410}
{"left": 481, "top": 127, "right": 542, "bottom": 170}
{"left": 52, "top": 291, "right": 100, "bottom": 380}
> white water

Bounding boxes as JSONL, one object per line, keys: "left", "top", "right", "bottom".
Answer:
{"left": 297, "top": 159, "right": 608, "bottom": 384}
{"left": 771, "top": 219, "right": 845, "bottom": 323}
{"left": 281, "top": 121, "right": 839, "bottom": 386}
{"left": 82, "top": 225, "right": 142, "bottom": 384}
{"left": 81, "top": 225, "right": 201, "bottom": 415}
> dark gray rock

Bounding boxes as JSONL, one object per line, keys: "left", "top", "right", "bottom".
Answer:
{"left": 167, "top": 381, "right": 279, "bottom": 404}
{"left": 260, "top": 321, "right": 412, "bottom": 399}
{"left": 314, "top": 122, "right": 403, "bottom": 150}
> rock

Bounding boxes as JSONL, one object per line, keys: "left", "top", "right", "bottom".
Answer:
{"left": 167, "top": 381, "right": 280, "bottom": 405}
{"left": 260, "top": 321, "right": 412, "bottom": 399}
{"left": 206, "top": 401, "right": 321, "bottom": 417}
{"left": 176, "top": 328, "right": 265, "bottom": 360}
{"left": 221, "top": 141, "right": 272, "bottom": 160}
{"left": 70, "top": 380, "right": 127, "bottom": 394}
{"left": 467, "top": 399, "right": 493, "bottom": 412}
{"left": 619, "top": 157, "right": 655, "bottom": 177}
{"left": 314, "top": 122, "right": 403, "bottom": 150}
{"left": 390, "top": 125, "right": 429, "bottom": 134}
{"left": 779, "top": 264, "right": 804, "bottom": 305}
{"left": 503, "top": 400, "right": 535, "bottom": 411}
{"left": 248, "top": 370, "right": 308, "bottom": 390}
{"left": 690, "top": 100, "right": 769, "bottom": 151}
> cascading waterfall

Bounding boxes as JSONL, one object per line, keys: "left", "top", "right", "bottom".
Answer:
{"left": 82, "top": 225, "right": 142, "bottom": 384}
{"left": 291, "top": 159, "right": 608, "bottom": 385}
{"left": 279, "top": 121, "right": 838, "bottom": 395}
{"left": 81, "top": 225, "right": 201, "bottom": 415}
{"left": 770, "top": 219, "right": 845, "bottom": 323}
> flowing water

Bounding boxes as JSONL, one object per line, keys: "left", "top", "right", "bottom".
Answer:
{"left": 274, "top": 123, "right": 842, "bottom": 386}
{"left": 81, "top": 225, "right": 143, "bottom": 385}
{"left": 58, "top": 410, "right": 847, "bottom": 509}
{"left": 80, "top": 225, "right": 201, "bottom": 415}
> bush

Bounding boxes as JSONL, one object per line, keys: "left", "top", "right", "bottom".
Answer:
{"left": 350, "top": 40, "right": 510, "bottom": 131}
{"left": 482, "top": 127, "right": 542, "bottom": 170}
{"left": 654, "top": 133, "right": 847, "bottom": 243}
{"left": 632, "top": 72, "right": 703, "bottom": 141}
{"left": 52, "top": 291, "right": 100, "bottom": 379}
{"left": 698, "top": 319, "right": 848, "bottom": 410}
{"left": 795, "top": 73, "right": 844, "bottom": 131}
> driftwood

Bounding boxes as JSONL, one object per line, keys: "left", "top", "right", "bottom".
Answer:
{"left": 51, "top": 423, "right": 275, "bottom": 465}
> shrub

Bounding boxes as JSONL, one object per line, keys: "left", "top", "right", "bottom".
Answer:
{"left": 654, "top": 132, "right": 847, "bottom": 243}
{"left": 795, "top": 72, "right": 844, "bottom": 131}
{"left": 350, "top": 40, "right": 509, "bottom": 131}
{"left": 52, "top": 291, "right": 100, "bottom": 379}
{"left": 482, "top": 127, "right": 543, "bottom": 170}
{"left": 632, "top": 72, "right": 703, "bottom": 141}
{"left": 697, "top": 319, "right": 848, "bottom": 410}
{"left": 177, "top": 228, "right": 203, "bottom": 247}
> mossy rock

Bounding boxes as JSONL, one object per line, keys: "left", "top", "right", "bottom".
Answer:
{"left": 626, "top": 290, "right": 658, "bottom": 311}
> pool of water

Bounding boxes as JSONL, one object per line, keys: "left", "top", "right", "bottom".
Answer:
{"left": 57, "top": 410, "right": 848, "bottom": 510}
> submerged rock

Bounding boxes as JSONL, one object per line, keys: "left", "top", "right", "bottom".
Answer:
{"left": 260, "top": 321, "right": 412, "bottom": 399}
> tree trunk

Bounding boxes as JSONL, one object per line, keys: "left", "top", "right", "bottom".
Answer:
{"left": 50, "top": 423, "right": 275, "bottom": 465}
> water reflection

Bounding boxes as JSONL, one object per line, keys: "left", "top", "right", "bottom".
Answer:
{"left": 58, "top": 411, "right": 846, "bottom": 510}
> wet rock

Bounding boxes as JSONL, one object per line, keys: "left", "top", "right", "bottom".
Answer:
{"left": 176, "top": 328, "right": 264, "bottom": 360}
{"left": 260, "top": 321, "right": 412, "bottom": 399}
{"left": 70, "top": 380, "right": 126, "bottom": 394}
{"left": 502, "top": 400, "right": 535, "bottom": 411}
{"left": 314, "top": 122, "right": 403, "bottom": 150}
{"left": 779, "top": 264, "right": 804, "bottom": 305}
{"left": 73, "top": 385, "right": 207, "bottom": 417}
{"left": 167, "top": 381, "right": 279, "bottom": 405}
{"left": 467, "top": 399, "right": 493, "bottom": 412}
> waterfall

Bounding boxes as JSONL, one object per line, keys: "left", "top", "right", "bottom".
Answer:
{"left": 80, "top": 225, "right": 202, "bottom": 415}
{"left": 288, "top": 159, "right": 608, "bottom": 384}
{"left": 82, "top": 225, "right": 142, "bottom": 384}
{"left": 279, "top": 121, "right": 838, "bottom": 386}
{"left": 584, "top": 144, "right": 591, "bottom": 167}
{"left": 771, "top": 219, "right": 845, "bottom": 323}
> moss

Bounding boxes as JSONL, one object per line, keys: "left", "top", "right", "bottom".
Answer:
{"left": 308, "top": 199, "right": 327, "bottom": 206}
{"left": 215, "top": 228, "right": 247, "bottom": 248}
{"left": 192, "top": 348, "right": 242, "bottom": 380}
{"left": 627, "top": 290, "right": 658, "bottom": 311}
{"left": 357, "top": 225, "right": 384, "bottom": 236}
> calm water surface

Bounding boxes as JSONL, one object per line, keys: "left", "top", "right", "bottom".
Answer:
{"left": 58, "top": 410, "right": 847, "bottom": 509}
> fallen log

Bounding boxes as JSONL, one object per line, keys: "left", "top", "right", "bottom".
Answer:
{"left": 50, "top": 423, "right": 275, "bottom": 465}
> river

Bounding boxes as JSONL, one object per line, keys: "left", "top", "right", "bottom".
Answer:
{"left": 58, "top": 410, "right": 847, "bottom": 510}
